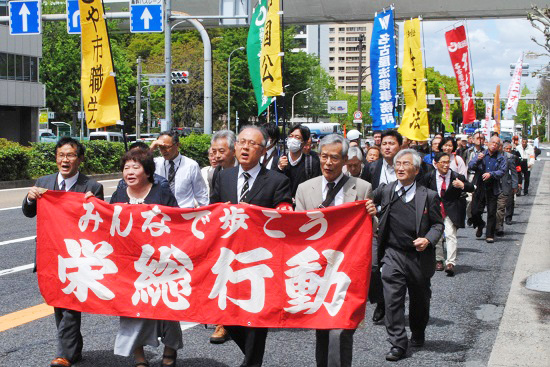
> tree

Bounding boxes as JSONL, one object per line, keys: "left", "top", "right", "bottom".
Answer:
{"left": 515, "top": 85, "right": 533, "bottom": 135}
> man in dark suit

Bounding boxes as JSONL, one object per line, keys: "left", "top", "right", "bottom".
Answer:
{"left": 22, "top": 137, "right": 104, "bottom": 367}
{"left": 496, "top": 142, "right": 519, "bottom": 235}
{"left": 372, "top": 149, "right": 444, "bottom": 361}
{"left": 210, "top": 125, "right": 292, "bottom": 367}
{"left": 425, "top": 152, "right": 474, "bottom": 276}
{"left": 259, "top": 123, "right": 281, "bottom": 170}
{"left": 295, "top": 134, "right": 376, "bottom": 367}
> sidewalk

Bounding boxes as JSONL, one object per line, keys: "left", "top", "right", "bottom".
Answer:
{"left": 488, "top": 160, "right": 550, "bottom": 366}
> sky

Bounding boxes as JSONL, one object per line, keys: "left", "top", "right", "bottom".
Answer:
{"left": 396, "top": 18, "right": 548, "bottom": 95}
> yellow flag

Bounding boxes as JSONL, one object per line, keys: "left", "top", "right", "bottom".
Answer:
{"left": 80, "top": 0, "right": 120, "bottom": 129}
{"left": 399, "top": 18, "right": 429, "bottom": 141}
{"left": 260, "top": 0, "right": 283, "bottom": 97}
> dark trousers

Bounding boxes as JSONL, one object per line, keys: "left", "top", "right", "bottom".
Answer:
{"left": 471, "top": 187, "right": 499, "bottom": 238}
{"left": 368, "top": 237, "right": 384, "bottom": 306}
{"left": 381, "top": 247, "right": 432, "bottom": 351}
{"left": 225, "top": 326, "right": 267, "bottom": 367}
{"left": 316, "top": 329, "right": 355, "bottom": 367}
{"left": 505, "top": 192, "right": 515, "bottom": 221}
{"left": 54, "top": 307, "right": 83, "bottom": 361}
{"left": 523, "top": 170, "right": 530, "bottom": 194}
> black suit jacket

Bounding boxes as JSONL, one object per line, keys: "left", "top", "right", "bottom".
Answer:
{"left": 361, "top": 158, "right": 431, "bottom": 190}
{"left": 210, "top": 165, "right": 292, "bottom": 208}
{"left": 424, "top": 170, "right": 474, "bottom": 229}
{"left": 22, "top": 172, "right": 104, "bottom": 218}
{"left": 373, "top": 182, "right": 444, "bottom": 278}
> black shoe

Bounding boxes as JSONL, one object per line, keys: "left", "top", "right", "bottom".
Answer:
{"left": 476, "top": 225, "right": 484, "bottom": 238}
{"left": 385, "top": 347, "right": 406, "bottom": 361}
{"left": 524, "top": 190, "right": 528, "bottom": 195}
{"left": 467, "top": 218, "right": 473, "bottom": 227}
{"left": 496, "top": 230, "right": 504, "bottom": 237}
{"left": 410, "top": 333, "right": 425, "bottom": 347}
{"left": 372, "top": 303, "right": 385, "bottom": 323}
{"left": 505, "top": 218, "right": 512, "bottom": 225}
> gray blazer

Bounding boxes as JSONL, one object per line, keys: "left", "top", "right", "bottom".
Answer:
{"left": 294, "top": 175, "right": 373, "bottom": 210}
{"left": 22, "top": 172, "right": 104, "bottom": 218}
{"left": 501, "top": 152, "right": 519, "bottom": 194}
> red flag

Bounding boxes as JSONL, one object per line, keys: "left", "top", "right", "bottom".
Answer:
{"left": 36, "top": 191, "right": 372, "bottom": 329}
{"left": 445, "top": 26, "right": 475, "bottom": 124}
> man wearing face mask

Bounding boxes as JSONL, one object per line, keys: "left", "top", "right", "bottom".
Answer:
{"left": 260, "top": 123, "right": 281, "bottom": 170}
{"left": 277, "top": 124, "right": 321, "bottom": 198}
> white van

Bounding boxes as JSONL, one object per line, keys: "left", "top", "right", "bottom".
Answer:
{"left": 89, "top": 132, "right": 124, "bottom": 142}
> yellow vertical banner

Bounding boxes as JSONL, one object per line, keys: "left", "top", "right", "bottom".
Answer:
{"left": 80, "top": 0, "right": 120, "bottom": 129}
{"left": 399, "top": 18, "right": 429, "bottom": 142}
{"left": 260, "top": 0, "right": 283, "bottom": 97}
{"left": 494, "top": 84, "right": 501, "bottom": 134}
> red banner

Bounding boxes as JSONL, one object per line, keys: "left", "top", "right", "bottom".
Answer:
{"left": 36, "top": 192, "right": 372, "bottom": 329}
{"left": 445, "top": 26, "right": 476, "bottom": 124}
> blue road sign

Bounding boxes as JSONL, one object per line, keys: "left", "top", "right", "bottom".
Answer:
{"left": 66, "top": 0, "right": 81, "bottom": 34}
{"left": 9, "top": 0, "right": 41, "bottom": 35}
{"left": 130, "top": 1, "right": 163, "bottom": 33}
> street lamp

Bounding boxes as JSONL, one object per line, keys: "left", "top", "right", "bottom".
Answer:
{"left": 228, "top": 46, "right": 245, "bottom": 131}
{"left": 291, "top": 87, "right": 311, "bottom": 122}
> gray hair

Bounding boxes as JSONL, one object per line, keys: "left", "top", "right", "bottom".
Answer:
{"left": 319, "top": 134, "right": 349, "bottom": 157}
{"left": 239, "top": 125, "right": 268, "bottom": 147}
{"left": 211, "top": 130, "right": 236, "bottom": 151}
{"left": 347, "top": 146, "right": 364, "bottom": 161}
{"left": 394, "top": 148, "right": 422, "bottom": 169}
{"left": 503, "top": 141, "right": 512, "bottom": 149}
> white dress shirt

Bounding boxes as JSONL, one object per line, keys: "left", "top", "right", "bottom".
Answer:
{"left": 288, "top": 152, "right": 303, "bottom": 166}
{"left": 154, "top": 154, "right": 209, "bottom": 208}
{"left": 394, "top": 181, "right": 416, "bottom": 203}
{"left": 57, "top": 172, "right": 79, "bottom": 191}
{"left": 380, "top": 159, "right": 397, "bottom": 185}
{"left": 436, "top": 170, "right": 451, "bottom": 197}
{"left": 261, "top": 146, "right": 277, "bottom": 169}
{"left": 322, "top": 173, "right": 345, "bottom": 206}
{"left": 237, "top": 163, "right": 262, "bottom": 201}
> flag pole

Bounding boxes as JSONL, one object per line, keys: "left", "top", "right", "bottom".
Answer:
{"left": 280, "top": 0, "right": 287, "bottom": 154}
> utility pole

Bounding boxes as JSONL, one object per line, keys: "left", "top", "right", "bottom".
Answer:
{"left": 147, "top": 87, "right": 151, "bottom": 134}
{"left": 164, "top": 0, "right": 172, "bottom": 130}
{"left": 357, "top": 34, "right": 365, "bottom": 113}
{"left": 136, "top": 57, "right": 142, "bottom": 140}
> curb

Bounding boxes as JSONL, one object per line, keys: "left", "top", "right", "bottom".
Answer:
{"left": 0, "top": 173, "right": 122, "bottom": 190}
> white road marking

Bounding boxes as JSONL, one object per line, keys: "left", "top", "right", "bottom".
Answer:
{"left": 0, "top": 206, "right": 21, "bottom": 212}
{"left": 0, "top": 236, "right": 36, "bottom": 247}
{"left": 0, "top": 263, "right": 34, "bottom": 277}
{"left": 180, "top": 322, "right": 199, "bottom": 331}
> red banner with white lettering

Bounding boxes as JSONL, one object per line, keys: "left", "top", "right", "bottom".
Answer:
{"left": 36, "top": 192, "right": 372, "bottom": 329}
{"left": 445, "top": 25, "right": 476, "bottom": 124}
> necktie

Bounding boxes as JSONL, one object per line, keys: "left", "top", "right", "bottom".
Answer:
{"left": 326, "top": 182, "right": 336, "bottom": 207}
{"left": 399, "top": 186, "right": 407, "bottom": 202}
{"left": 60, "top": 180, "right": 66, "bottom": 191}
{"left": 168, "top": 160, "right": 176, "bottom": 193}
{"left": 440, "top": 175, "right": 447, "bottom": 217}
{"left": 240, "top": 172, "right": 251, "bottom": 202}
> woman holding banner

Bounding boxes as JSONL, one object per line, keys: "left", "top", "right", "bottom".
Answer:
{"left": 110, "top": 148, "right": 181, "bottom": 367}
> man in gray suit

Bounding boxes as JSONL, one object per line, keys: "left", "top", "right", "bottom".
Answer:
{"left": 496, "top": 141, "right": 519, "bottom": 236}
{"left": 372, "top": 149, "right": 443, "bottom": 362}
{"left": 22, "top": 137, "right": 103, "bottom": 367}
{"left": 295, "top": 134, "right": 376, "bottom": 367}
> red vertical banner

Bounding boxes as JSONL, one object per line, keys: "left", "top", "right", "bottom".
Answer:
{"left": 445, "top": 26, "right": 475, "bottom": 124}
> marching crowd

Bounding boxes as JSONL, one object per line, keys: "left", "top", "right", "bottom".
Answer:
{"left": 22, "top": 124, "right": 538, "bottom": 367}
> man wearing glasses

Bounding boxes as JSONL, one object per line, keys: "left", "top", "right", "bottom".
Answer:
{"left": 150, "top": 131, "right": 209, "bottom": 208}
{"left": 22, "top": 137, "right": 104, "bottom": 367}
{"left": 210, "top": 125, "right": 292, "bottom": 366}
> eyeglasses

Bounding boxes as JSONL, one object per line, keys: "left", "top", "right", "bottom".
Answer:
{"left": 394, "top": 161, "right": 413, "bottom": 168}
{"left": 320, "top": 154, "right": 342, "bottom": 163}
{"left": 158, "top": 144, "right": 176, "bottom": 150}
{"left": 57, "top": 153, "right": 79, "bottom": 160}
{"left": 236, "top": 139, "right": 264, "bottom": 148}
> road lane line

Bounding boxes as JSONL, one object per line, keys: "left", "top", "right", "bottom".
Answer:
{"left": 0, "top": 206, "right": 21, "bottom": 211}
{"left": 0, "top": 236, "right": 36, "bottom": 247}
{"left": 0, "top": 263, "right": 34, "bottom": 276}
{"left": 0, "top": 303, "right": 54, "bottom": 332}
{"left": 180, "top": 322, "right": 198, "bottom": 331}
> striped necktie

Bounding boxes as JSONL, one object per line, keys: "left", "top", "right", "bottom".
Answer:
{"left": 60, "top": 180, "right": 66, "bottom": 191}
{"left": 168, "top": 160, "right": 176, "bottom": 194}
{"left": 240, "top": 172, "right": 251, "bottom": 202}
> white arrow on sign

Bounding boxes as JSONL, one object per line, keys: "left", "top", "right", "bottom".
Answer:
{"left": 19, "top": 3, "right": 30, "bottom": 32}
{"left": 140, "top": 7, "right": 152, "bottom": 30}
{"left": 72, "top": 10, "right": 80, "bottom": 28}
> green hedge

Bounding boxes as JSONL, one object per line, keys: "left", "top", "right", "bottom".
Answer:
{"left": 0, "top": 134, "right": 212, "bottom": 181}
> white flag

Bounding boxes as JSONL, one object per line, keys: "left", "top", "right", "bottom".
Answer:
{"left": 485, "top": 101, "right": 493, "bottom": 121}
{"left": 505, "top": 55, "right": 523, "bottom": 117}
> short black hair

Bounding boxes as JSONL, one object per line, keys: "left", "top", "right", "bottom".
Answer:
{"left": 129, "top": 141, "right": 150, "bottom": 151}
{"left": 434, "top": 151, "right": 450, "bottom": 163}
{"left": 381, "top": 130, "right": 403, "bottom": 146}
{"left": 262, "top": 123, "right": 280, "bottom": 143}
{"left": 120, "top": 149, "right": 155, "bottom": 183}
{"left": 159, "top": 131, "right": 180, "bottom": 145}
{"left": 438, "top": 137, "right": 457, "bottom": 152}
{"left": 56, "top": 137, "right": 85, "bottom": 158}
{"left": 288, "top": 123, "right": 311, "bottom": 142}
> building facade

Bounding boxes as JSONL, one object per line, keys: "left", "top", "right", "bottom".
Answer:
{"left": 0, "top": 1, "right": 45, "bottom": 144}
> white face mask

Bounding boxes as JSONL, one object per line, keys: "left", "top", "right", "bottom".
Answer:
{"left": 287, "top": 138, "right": 302, "bottom": 153}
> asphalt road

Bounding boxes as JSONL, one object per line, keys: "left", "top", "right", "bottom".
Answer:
{"left": 0, "top": 155, "right": 546, "bottom": 367}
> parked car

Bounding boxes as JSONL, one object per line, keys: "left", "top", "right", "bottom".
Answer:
{"left": 89, "top": 132, "right": 124, "bottom": 142}
{"left": 127, "top": 133, "right": 159, "bottom": 142}
{"left": 39, "top": 131, "right": 58, "bottom": 143}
